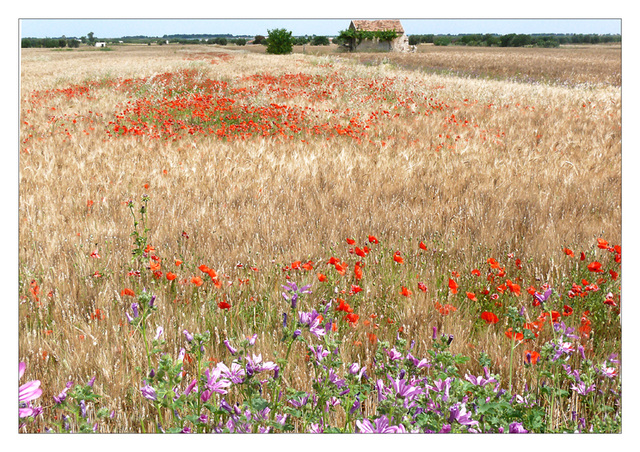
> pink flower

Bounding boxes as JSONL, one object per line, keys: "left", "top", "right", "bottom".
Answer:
{"left": 19, "top": 362, "right": 42, "bottom": 418}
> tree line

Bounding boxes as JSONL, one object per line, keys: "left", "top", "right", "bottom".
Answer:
{"left": 409, "top": 33, "right": 621, "bottom": 47}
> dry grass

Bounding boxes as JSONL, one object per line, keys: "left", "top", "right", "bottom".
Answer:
{"left": 19, "top": 44, "right": 621, "bottom": 432}
{"left": 345, "top": 43, "right": 622, "bottom": 87}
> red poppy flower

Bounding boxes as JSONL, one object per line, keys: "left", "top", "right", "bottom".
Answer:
{"left": 191, "top": 276, "right": 204, "bottom": 287}
{"left": 400, "top": 286, "right": 412, "bottom": 297}
{"left": 481, "top": 311, "right": 499, "bottom": 324}
{"left": 393, "top": 251, "right": 404, "bottom": 264}
{"left": 580, "top": 252, "right": 586, "bottom": 261}
{"left": 345, "top": 312, "right": 359, "bottom": 326}
{"left": 175, "top": 260, "right": 183, "bottom": 266}
{"left": 150, "top": 260, "right": 161, "bottom": 271}
{"left": 448, "top": 278, "right": 458, "bottom": 294}
{"left": 506, "top": 280, "right": 521, "bottom": 296}
{"left": 487, "top": 257, "right": 500, "bottom": 269}
{"left": 318, "top": 273, "right": 327, "bottom": 282}
{"left": 336, "top": 298, "right": 353, "bottom": 313}
{"left": 368, "top": 235, "right": 379, "bottom": 244}
{"left": 302, "top": 261, "right": 314, "bottom": 271}
{"left": 604, "top": 293, "right": 616, "bottom": 306}
{"left": 609, "top": 269, "right": 618, "bottom": 280}
{"left": 471, "top": 269, "right": 481, "bottom": 276}
{"left": 418, "top": 282, "right": 427, "bottom": 292}
{"left": 349, "top": 284, "right": 363, "bottom": 295}
{"left": 587, "top": 261, "right": 603, "bottom": 273}
{"left": 334, "top": 262, "right": 347, "bottom": 276}
{"left": 524, "top": 350, "right": 540, "bottom": 365}
{"left": 419, "top": 241, "right": 427, "bottom": 251}
{"left": 354, "top": 263, "right": 363, "bottom": 280}
{"left": 563, "top": 305, "right": 573, "bottom": 316}
{"left": 563, "top": 248, "right": 575, "bottom": 257}
{"left": 346, "top": 238, "right": 356, "bottom": 245}
{"left": 368, "top": 332, "right": 378, "bottom": 344}
{"left": 290, "top": 261, "right": 301, "bottom": 270}
{"left": 121, "top": 288, "right": 135, "bottom": 297}
{"left": 466, "top": 292, "right": 478, "bottom": 302}
{"left": 218, "top": 300, "right": 231, "bottom": 310}
{"left": 597, "top": 238, "right": 609, "bottom": 249}
{"left": 166, "top": 272, "right": 177, "bottom": 281}
{"left": 199, "top": 264, "right": 210, "bottom": 273}
{"left": 505, "top": 328, "right": 524, "bottom": 341}
{"left": 355, "top": 247, "right": 366, "bottom": 258}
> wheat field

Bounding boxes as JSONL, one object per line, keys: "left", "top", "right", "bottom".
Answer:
{"left": 18, "top": 43, "right": 621, "bottom": 433}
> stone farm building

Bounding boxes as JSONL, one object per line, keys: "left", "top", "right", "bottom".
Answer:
{"left": 347, "top": 20, "right": 411, "bottom": 52}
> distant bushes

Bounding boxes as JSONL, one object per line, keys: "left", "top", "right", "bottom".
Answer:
{"left": 21, "top": 38, "right": 80, "bottom": 48}
{"left": 410, "top": 33, "right": 620, "bottom": 48}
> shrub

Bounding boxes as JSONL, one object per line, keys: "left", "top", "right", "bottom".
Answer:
{"left": 253, "top": 35, "right": 266, "bottom": 45}
{"left": 311, "top": 35, "right": 330, "bottom": 46}
{"left": 434, "top": 36, "right": 452, "bottom": 46}
{"left": 266, "top": 28, "right": 294, "bottom": 55}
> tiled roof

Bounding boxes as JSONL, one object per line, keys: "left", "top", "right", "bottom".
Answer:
{"left": 350, "top": 20, "right": 404, "bottom": 33}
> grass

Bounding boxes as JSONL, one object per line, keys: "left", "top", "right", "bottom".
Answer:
{"left": 18, "top": 43, "right": 621, "bottom": 433}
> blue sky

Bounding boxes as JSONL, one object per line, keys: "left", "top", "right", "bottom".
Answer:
{"left": 20, "top": 18, "right": 622, "bottom": 39}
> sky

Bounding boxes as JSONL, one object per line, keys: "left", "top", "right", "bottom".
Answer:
{"left": 19, "top": 18, "right": 622, "bottom": 39}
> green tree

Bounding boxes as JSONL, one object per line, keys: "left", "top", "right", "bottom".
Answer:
{"left": 311, "top": 35, "right": 330, "bottom": 46}
{"left": 266, "top": 28, "right": 294, "bottom": 54}
{"left": 253, "top": 35, "right": 266, "bottom": 45}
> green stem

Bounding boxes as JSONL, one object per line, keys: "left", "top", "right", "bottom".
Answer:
{"left": 269, "top": 337, "right": 296, "bottom": 423}
{"left": 141, "top": 319, "right": 151, "bottom": 372}
{"left": 508, "top": 333, "right": 516, "bottom": 392}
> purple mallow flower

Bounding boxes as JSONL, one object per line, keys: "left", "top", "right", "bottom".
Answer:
{"left": 310, "top": 345, "right": 330, "bottom": 362}
{"left": 183, "top": 329, "right": 194, "bottom": 342}
{"left": 449, "top": 402, "right": 479, "bottom": 427}
{"left": 19, "top": 362, "right": 43, "bottom": 418}
{"left": 184, "top": 379, "right": 198, "bottom": 396}
{"left": 288, "top": 393, "right": 309, "bottom": 408}
{"left": 534, "top": 288, "right": 552, "bottom": 306}
{"left": 282, "top": 282, "right": 312, "bottom": 309}
{"left": 431, "top": 377, "right": 453, "bottom": 402}
{"left": 465, "top": 367, "right": 498, "bottom": 387}
{"left": 387, "top": 348, "right": 402, "bottom": 361}
{"left": 389, "top": 376, "right": 423, "bottom": 400}
{"left": 509, "top": 422, "right": 529, "bottom": 433}
{"left": 571, "top": 381, "right": 596, "bottom": 396}
{"left": 141, "top": 383, "right": 157, "bottom": 401}
{"left": 405, "top": 352, "right": 430, "bottom": 368}
{"left": 217, "top": 361, "right": 246, "bottom": 384}
{"left": 356, "top": 415, "right": 406, "bottom": 433}
{"left": 299, "top": 309, "right": 326, "bottom": 339}
{"left": 223, "top": 339, "right": 238, "bottom": 355}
